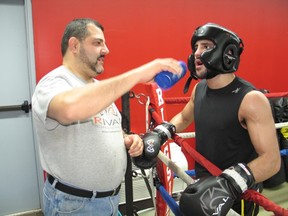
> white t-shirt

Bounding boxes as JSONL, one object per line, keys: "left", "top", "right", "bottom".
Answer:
{"left": 32, "top": 66, "right": 127, "bottom": 191}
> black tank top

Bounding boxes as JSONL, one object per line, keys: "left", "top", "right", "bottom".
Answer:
{"left": 194, "top": 76, "right": 258, "bottom": 178}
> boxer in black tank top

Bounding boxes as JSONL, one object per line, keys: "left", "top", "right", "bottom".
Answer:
{"left": 170, "top": 23, "right": 281, "bottom": 216}
{"left": 194, "top": 77, "right": 257, "bottom": 177}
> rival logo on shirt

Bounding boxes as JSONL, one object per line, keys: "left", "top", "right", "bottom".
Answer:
{"left": 91, "top": 104, "right": 121, "bottom": 126}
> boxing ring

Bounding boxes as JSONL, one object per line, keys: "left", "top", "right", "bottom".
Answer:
{"left": 121, "top": 83, "right": 288, "bottom": 216}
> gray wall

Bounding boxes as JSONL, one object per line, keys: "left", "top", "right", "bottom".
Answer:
{"left": 0, "top": 0, "right": 43, "bottom": 215}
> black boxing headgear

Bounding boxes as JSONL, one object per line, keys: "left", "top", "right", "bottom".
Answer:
{"left": 183, "top": 23, "right": 244, "bottom": 93}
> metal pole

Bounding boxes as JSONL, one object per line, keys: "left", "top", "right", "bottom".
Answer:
{"left": 121, "top": 91, "right": 134, "bottom": 216}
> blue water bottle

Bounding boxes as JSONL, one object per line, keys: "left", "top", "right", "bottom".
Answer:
{"left": 155, "top": 61, "right": 187, "bottom": 90}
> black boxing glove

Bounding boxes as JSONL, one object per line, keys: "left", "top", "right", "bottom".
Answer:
{"left": 132, "top": 155, "right": 157, "bottom": 170}
{"left": 220, "top": 163, "right": 255, "bottom": 198}
{"left": 142, "top": 121, "right": 176, "bottom": 159}
{"left": 180, "top": 176, "right": 235, "bottom": 216}
{"left": 179, "top": 163, "right": 255, "bottom": 216}
{"left": 133, "top": 122, "right": 176, "bottom": 169}
{"left": 132, "top": 131, "right": 162, "bottom": 169}
{"left": 153, "top": 121, "right": 176, "bottom": 144}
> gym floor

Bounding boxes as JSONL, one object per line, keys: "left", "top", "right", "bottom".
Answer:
{"left": 258, "top": 182, "right": 288, "bottom": 216}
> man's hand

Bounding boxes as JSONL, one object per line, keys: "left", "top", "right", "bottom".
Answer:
{"left": 124, "top": 134, "right": 144, "bottom": 157}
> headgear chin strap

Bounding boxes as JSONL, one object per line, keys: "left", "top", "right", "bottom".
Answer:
{"left": 183, "top": 23, "right": 244, "bottom": 94}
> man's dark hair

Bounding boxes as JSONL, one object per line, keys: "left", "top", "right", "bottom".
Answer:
{"left": 61, "top": 18, "right": 104, "bottom": 56}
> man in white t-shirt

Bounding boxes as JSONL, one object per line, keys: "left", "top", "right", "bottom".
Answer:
{"left": 32, "top": 18, "right": 182, "bottom": 215}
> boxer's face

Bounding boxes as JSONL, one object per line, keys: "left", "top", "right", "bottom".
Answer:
{"left": 78, "top": 24, "right": 109, "bottom": 77}
{"left": 193, "top": 39, "right": 214, "bottom": 79}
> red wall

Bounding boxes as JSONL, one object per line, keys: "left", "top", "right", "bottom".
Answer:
{"left": 31, "top": 0, "right": 288, "bottom": 133}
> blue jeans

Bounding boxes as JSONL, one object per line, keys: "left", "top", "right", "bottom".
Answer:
{"left": 43, "top": 179, "right": 120, "bottom": 216}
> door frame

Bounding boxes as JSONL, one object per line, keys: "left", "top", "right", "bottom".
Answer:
{"left": 25, "top": 0, "right": 45, "bottom": 211}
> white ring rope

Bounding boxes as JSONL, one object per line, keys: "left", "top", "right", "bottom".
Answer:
{"left": 177, "top": 122, "right": 288, "bottom": 139}
{"left": 275, "top": 122, "right": 288, "bottom": 129}
{"left": 145, "top": 96, "right": 150, "bottom": 132}
{"left": 177, "top": 132, "right": 195, "bottom": 138}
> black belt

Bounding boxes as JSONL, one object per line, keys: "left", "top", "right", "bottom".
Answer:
{"left": 47, "top": 174, "right": 121, "bottom": 198}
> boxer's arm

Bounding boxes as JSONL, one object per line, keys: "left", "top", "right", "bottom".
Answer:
{"left": 170, "top": 84, "right": 197, "bottom": 133}
{"left": 239, "top": 90, "right": 281, "bottom": 183}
